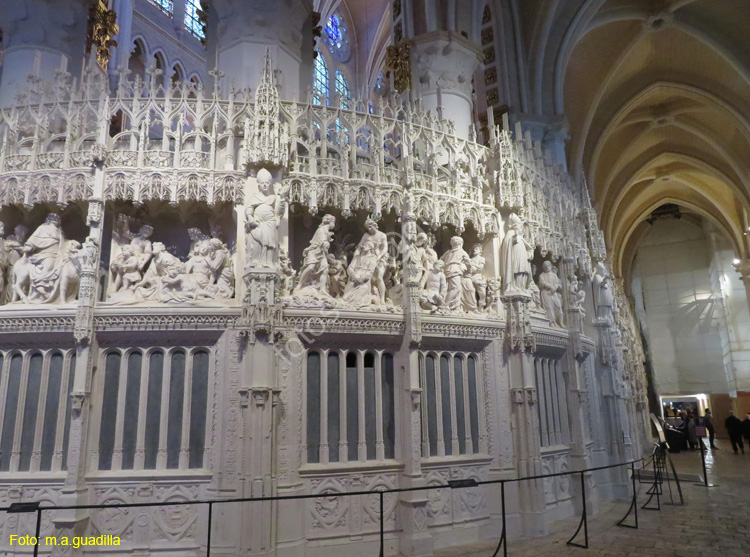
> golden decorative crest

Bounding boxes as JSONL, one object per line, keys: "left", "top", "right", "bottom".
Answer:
{"left": 87, "top": 0, "right": 119, "bottom": 70}
{"left": 385, "top": 39, "right": 411, "bottom": 93}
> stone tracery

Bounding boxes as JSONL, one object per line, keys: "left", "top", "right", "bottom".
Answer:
{"left": 0, "top": 30, "right": 651, "bottom": 557}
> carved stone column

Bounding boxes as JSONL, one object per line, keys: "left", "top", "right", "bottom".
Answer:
{"left": 235, "top": 96, "right": 291, "bottom": 550}
{"left": 396, "top": 199, "right": 433, "bottom": 556}
{"left": 273, "top": 330, "right": 306, "bottom": 557}
{"left": 237, "top": 269, "right": 282, "bottom": 556}
{"left": 412, "top": 32, "right": 482, "bottom": 140}
{"left": 503, "top": 292, "right": 546, "bottom": 536}
{"left": 592, "top": 316, "right": 628, "bottom": 493}
{"left": 0, "top": 0, "right": 91, "bottom": 106}
{"left": 55, "top": 147, "right": 106, "bottom": 533}
{"left": 206, "top": 0, "right": 313, "bottom": 99}
{"left": 559, "top": 259, "right": 590, "bottom": 472}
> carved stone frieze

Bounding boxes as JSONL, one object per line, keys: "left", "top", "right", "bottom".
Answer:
{"left": 281, "top": 313, "right": 405, "bottom": 337}
{"left": 94, "top": 312, "right": 239, "bottom": 331}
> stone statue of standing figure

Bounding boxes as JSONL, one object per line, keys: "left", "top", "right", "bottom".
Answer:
{"left": 245, "top": 168, "right": 289, "bottom": 268}
{"left": 440, "top": 236, "right": 472, "bottom": 311}
{"left": 593, "top": 261, "right": 614, "bottom": 323}
{"left": 294, "top": 214, "right": 336, "bottom": 297}
{"left": 538, "top": 260, "right": 564, "bottom": 327}
{"left": 343, "top": 219, "right": 389, "bottom": 306}
{"left": 500, "top": 213, "right": 533, "bottom": 294}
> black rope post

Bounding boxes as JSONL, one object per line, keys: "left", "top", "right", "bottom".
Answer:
{"left": 632, "top": 461, "right": 638, "bottom": 528}
{"left": 566, "top": 471, "right": 588, "bottom": 549}
{"left": 666, "top": 452, "right": 684, "bottom": 505}
{"left": 654, "top": 449, "right": 661, "bottom": 510}
{"left": 491, "top": 481, "right": 507, "bottom": 557}
{"left": 694, "top": 437, "right": 717, "bottom": 487}
{"left": 206, "top": 501, "right": 213, "bottom": 557}
{"left": 33, "top": 507, "right": 42, "bottom": 557}
{"left": 379, "top": 490, "right": 384, "bottom": 557}
{"left": 617, "top": 461, "right": 638, "bottom": 529}
{"left": 582, "top": 471, "right": 588, "bottom": 548}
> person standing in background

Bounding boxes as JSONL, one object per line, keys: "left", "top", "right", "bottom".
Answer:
{"left": 724, "top": 411, "right": 744, "bottom": 454}
{"left": 704, "top": 408, "right": 719, "bottom": 450}
{"left": 742, "top": 413, "right": 750, "bottom": 449}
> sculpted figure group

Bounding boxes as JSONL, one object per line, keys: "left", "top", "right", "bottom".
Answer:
{"left": 0, "top": 207, "right": 591, "bottom": 321}
{"left": 0, "top": 215, "right": 97, "bottom": 305}
{"left": 286, "top": 215, "right": 497, "bottom": 314}
{"left": 108, "top": 215, "right": 235, "bottom": 304}
{"left": 291, "top": 216, "right": 395, "bottom": 309}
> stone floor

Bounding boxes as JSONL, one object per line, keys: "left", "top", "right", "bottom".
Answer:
{"left": 437, "top": 440, "right": 750, "bottom": 557}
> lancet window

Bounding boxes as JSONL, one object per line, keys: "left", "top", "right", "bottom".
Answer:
{"left": 184, "top": 0, "right": 205, "bottom": 39}
{"left": 335, "top": 70, "right": 350, "bottom": 109}
{"left": 420, "top": 352, "right": 483, "bottom": 457}
{"left": 0, "top": 350, "right": 77, "bottom": 473}
{"left": 534, "top": 356, "right": 571, "bottom": 447}
{"left": 313, "top": 53, "right": 330, "bottom": 106}
{"left": 306, "top": 350, "right": 396, "bottom": 464}
{"left": 148, "top": 0, "right": 173, "bottom": 17}
{"left": 94, "top": 347, "right": 210, "bottom": 471}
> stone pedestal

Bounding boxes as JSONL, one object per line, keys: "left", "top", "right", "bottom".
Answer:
{"left": 412, "top": 31, "right": 482, "bottom": 140}
{"left": 0, "top": 0, "right": 90, "bottom": 106}
{"left": 206, "top": 0, "right": 313, "bottom": 99}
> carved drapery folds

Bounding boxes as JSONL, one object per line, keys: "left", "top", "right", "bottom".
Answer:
{"left": 1, "top": 214, "right": 87, "bottom": 306}
{"left": 245, "top": 169, "right": 288, "bottom": 270}
{"left": 106, "top": 214, "right": 235, "bottom": 305}
{"left": 537, "top": 260, "right": 564, "bottom": 328}
{"left": 592, "top": 261, "right": 614, "bottom": 325}
{"left": 500, "top": 213, "right": 533, "bottom": 295}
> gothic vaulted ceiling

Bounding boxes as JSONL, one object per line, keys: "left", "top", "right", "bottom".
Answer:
{"left": 520, "top": 0, "right": 750, "bottom": 280}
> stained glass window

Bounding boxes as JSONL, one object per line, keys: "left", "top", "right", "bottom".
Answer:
{"left": 323, "top": 13, "right": 351, "bottom": 62}
{"left": 148, "top": 0, "right": 173, "bottom": 17}
{"left": 326, "top": 15, "right": 342, "bottom": 44}
{"left": 313, "top": 53, "right": 329, "bottom": 106}
{"left": 335, "top": 70, "right": 350, "bottom": 109}
{"left": 374, "top": 73, "right": 386, "bottom": 95}
{"left": 184, "top": 0, "right": 205, "bottom": 39}
{"left": 335, "top": 71, "right": 351, "bottom": 139}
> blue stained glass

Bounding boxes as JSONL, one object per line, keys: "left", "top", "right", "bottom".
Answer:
{"left": 326, "top": 15, "right": 342, "bottom": 44}
{"left": 335, "top": 70, "right": 350, "bottom": 109}
{"left": 323, "top": 12, "right": 350, "bottom": 62}
{"left": 148, "top": 0, "right": 173, "bottom": 17}
{"left": 314, "top": 53, "right": 329, "bottom": 106}
{"left": 335, "top": 70, "right": 350, "bottom": 139}
{"left": 184, "top": 0, "right": 205, "bottom": 39}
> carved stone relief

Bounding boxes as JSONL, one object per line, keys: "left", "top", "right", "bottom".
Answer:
{"left": 106, "top": 215, "right": 235, "bottom": 305}
{"left": 1, "top": 214, "right": 87, "bottom": 305}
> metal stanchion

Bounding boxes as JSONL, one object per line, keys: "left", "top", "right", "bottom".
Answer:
{"left": 491, "top": 481, "right": 507, "bottom": 557}
{"left": 566, "top": 472, "right": 588, "bottom": 549}
{"left": 694, "top": 437, "right": 717, "bottom": 487}
{"left": 617, "top": 461, "right": 639, "bottom": 529}
{"left": 379, "top": 490, "right": 384, "bottom": 557}
{"left": 642, "top": 446, "right": 662, "bottom": 511}
{"left": 33, "top": 507, "right": 42, "bottom": 557}
{"left": 206, "top": 501, "right": 213, "bottom": 557}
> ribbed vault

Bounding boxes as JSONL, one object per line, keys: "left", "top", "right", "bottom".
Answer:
{"left": 522, "top": 0, "right": 750, "bottom": 283}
